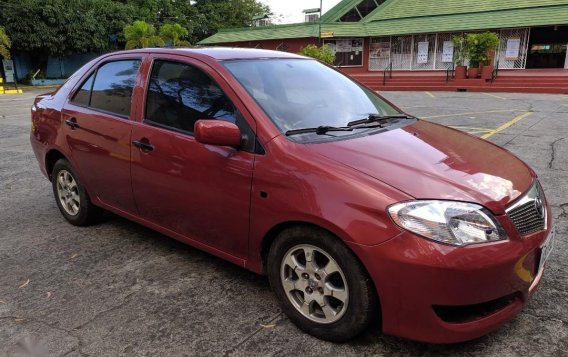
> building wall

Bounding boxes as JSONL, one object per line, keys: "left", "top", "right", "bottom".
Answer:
{"left": 214, "top": 37, "right": 371, "bottom": 75}
{"left": 12, "top": 52, "right": 100, "bottom": 81}
{"left": 214, "top": 27, "right": 564, "bottom": 73}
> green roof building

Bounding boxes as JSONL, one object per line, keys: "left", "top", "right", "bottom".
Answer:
{"left": 199, "top": 0, "right": 568, "bottom": 73}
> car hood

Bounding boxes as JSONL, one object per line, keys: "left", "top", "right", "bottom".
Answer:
{"left": 308, "top": 120, "right": 534, "bottom": 215}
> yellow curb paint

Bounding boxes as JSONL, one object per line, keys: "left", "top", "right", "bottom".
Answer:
{"left": 481, "top": 93, "right": 506, "bottom": 100}
{"left": 481, "top": 112, "right": 533, "bottom": 139}
{"left": 425, "top": 91, "right": 435, "bottom": 98}
{"left": 0, "top": 89, "right": 24, "bottom": 94}
{"left": 422, "top": 109, "right": 518, "bottom": 119}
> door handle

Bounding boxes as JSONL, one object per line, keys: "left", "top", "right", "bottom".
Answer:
{"left": 132, "top": 140, "right": 155, "bottom": 152}
{"left": 65, "top": 118, "right": 80, "bottom": 129}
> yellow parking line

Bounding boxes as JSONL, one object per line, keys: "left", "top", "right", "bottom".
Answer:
{"left": 481, "top": 112, "right": 533, "bottom": 139}
{"left": 481, "top": 93, "right": 506, "bottom": 100}
{"left": 422, "top": 109, "right": 518, "bottom": 119}
{"left": 467, "top": 130, "right": 495, "bottom": 135}
{"left": 425, "top": 91, "right": 435, "bottom": 98}
{"left": 449, "top": 126, "right": 493, "bottom": 131}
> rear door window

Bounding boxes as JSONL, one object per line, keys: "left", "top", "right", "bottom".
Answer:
{"left": 88, "top": 60, "right": 141, "bottom": 117}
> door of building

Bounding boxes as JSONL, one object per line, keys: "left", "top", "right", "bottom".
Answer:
{"left": 526, "top": 26, "right": 568, "bottom": 69}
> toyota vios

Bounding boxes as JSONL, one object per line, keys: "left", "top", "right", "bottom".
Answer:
{"left": 30, "top": 48, "right": 555, "bottom": 343}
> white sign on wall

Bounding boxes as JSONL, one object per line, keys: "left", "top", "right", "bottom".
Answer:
{"left": 335, "top": 39, "right": 352, "bottom": 53}
{"left": 351, "top": 39, "right": 363, "bottom": 52}
{"left": 2, "top": 60, "right": 15, "bottom": 83}
{"left": 442, "top": 41, "right": 454, "bottom": 63}
{"left": 370, "top": 42, "right": 391, "bottom": 59}
{"left": 505, "top": 39, "right": 521, "bottom": 59}
{"left": 417, "top": 41, "right": 429, "bottom": 64}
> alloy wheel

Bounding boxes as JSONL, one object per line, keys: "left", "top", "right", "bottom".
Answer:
{"left": 56, "top": 170, "right": 80, "bottom": 216}
{"left": 280, "top": 244, "right": 349, "bottom": 324}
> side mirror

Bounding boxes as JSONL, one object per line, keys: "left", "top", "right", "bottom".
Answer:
{"left": 194, "top": 119, "right": 242, "bottom": 147}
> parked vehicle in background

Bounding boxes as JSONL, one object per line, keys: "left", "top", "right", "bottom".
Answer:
{"left": 30, "top": 48, "right": 554, "bottom": 343}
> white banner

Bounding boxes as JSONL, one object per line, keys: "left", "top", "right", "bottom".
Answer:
{"left": 417, "top": 41, "right": 429, "bottom": 64}
{"left": 442, "top": 41, "right": 454, "bottom": 63}
{"left": 505, "top": 39, "right": 521, "bottom": 59}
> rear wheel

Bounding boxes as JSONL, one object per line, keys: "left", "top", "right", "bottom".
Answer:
{"left": 267, "top": 226, "right": 378, "bottom": 342}
{"left": 52, "top": 159, "right": 102, "bottom": 226}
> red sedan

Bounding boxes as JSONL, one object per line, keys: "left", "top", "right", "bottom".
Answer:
{"left": 30, "top": 48, "right": 555, "bottom": 343}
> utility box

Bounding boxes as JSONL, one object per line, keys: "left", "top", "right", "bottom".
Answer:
{"left": 2, "top": 59, "right": 16, "bottom": 83}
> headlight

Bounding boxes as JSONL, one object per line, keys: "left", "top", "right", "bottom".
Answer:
{"left": 388, "top": 200, "right": 506, "bottom": 246}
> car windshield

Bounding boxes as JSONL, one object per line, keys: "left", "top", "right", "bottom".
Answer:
{"left": 223, "top": 59, "right": 402, "bottom": 137}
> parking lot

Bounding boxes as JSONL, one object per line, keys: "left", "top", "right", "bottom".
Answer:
{"left": 1, "top": 89, "right": 566, "bottom": 356}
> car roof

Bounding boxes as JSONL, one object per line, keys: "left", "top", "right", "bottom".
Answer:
{"left": 112, "top": 47, "right": 307, "bottom": 61}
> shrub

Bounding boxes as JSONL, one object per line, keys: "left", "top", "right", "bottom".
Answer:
{"left": 466, "top": 32, "right": 500, "bottom": 67}
{"left": 299, "top": 44, "right": 335, "bottom": 65}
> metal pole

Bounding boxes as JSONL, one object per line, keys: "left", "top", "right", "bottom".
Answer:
{"left": 319, "top": 0, "right": 323, "bottom": 45}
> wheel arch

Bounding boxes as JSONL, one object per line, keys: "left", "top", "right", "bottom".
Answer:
{"left": 260, "top": 220, "right": 383, "bottom": 330}
{"left": 45, "top": 149, "right": 68, "bottom": 181}
{"left": 260, "top": 221, "right": 380, "bottom": 301}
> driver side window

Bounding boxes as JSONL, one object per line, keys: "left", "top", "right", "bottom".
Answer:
{"left": 145, "top": 60, "right": 237, "bottom": 133}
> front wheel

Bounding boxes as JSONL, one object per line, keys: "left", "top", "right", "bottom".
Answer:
{"left": 51, "top": 159, "right": 102, "bottom": 226}
{"left": 267, "top": 226, "right": 378, "bottom": 342}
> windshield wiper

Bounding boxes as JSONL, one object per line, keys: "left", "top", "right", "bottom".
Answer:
{"left": 285, "top": 115, "right": 415, "bottom": 136}
{"left": 347, "top": 114, "right": 416, "bottom": 127}
{"left": 285, "top": 125, "right": 353, "bottom": 136}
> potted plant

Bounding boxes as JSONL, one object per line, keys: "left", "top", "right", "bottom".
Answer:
{"left": 479, "top": 32, "right": 500, "bottom": 80}
{"left": 452, "top": 35, "right": 467, "bottom": 79}
{"left": 466, "top": 32, "right": 499, "bottom": 80}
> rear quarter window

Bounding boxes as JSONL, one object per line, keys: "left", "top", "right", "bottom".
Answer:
{"left": 71, "top": 73, "right": 94, "bottom": 106}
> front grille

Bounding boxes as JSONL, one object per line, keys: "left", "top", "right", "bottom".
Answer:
{"left": 506, "top": 183, "right": 546, "bottom": 236}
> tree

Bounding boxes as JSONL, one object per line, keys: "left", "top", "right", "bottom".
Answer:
{"left": 126, "top": 0, "right": 198, "bottom": 34}
{"left": 0, "top": 0, "right": 136, "bottom": 69}
{"left": 159, "top": 23, "right": 191, "bottom": 47}
{"left": 124, "top": 20, "right": 165, "bottom": 49}
{"left": 299, "top": 44, "right": 335, "bottom": 65}
{"left": 0, "top": 0, "right": 270, "bottom": 70}
{"left": 0, "top": 26, "right": 11, "bottom": 59}
{"left": 192, "top": 0, "right": 270, "bottom": 42}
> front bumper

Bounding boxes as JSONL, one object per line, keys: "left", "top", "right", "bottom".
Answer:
{"left": 349, "top": 214, "right": 553, "bottom": 343}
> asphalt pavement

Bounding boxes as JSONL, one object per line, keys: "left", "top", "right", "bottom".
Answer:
{"left": 1, "top": 89, "right": 566, "bottom": 356}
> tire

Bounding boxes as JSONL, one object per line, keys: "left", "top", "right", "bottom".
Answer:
{"left": 267, "top": 225, "right": 378, "bottom": 342}
{"left": 51, "top": 159, "right": 102, "bottom": 226}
